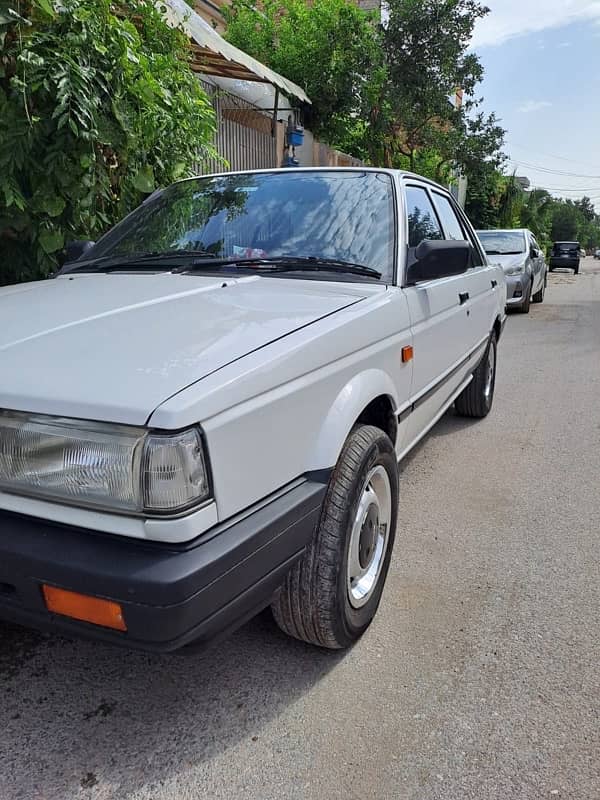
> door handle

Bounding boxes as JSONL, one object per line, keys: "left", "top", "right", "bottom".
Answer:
{"left": 491, "top": 279, "right": 497, "bottom": 288}
{"left": 459, "top": 291, "right": 469, "bottom": 305}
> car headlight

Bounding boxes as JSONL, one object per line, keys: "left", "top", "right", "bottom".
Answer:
{"left": 0, "top": 410, "right": 210, "bottom": 515}
{"left": 505, "top": 265, "right": 525, "bottom": 275}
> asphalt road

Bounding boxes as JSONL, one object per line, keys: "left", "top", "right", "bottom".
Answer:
{"left": 1, "top": 261, "right": 599, "bottom": 800}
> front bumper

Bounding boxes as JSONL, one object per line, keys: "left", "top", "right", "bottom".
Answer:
{"left": 0, "top": 480, "right": 326, "bottom": 652}
{"left": 504, "top": 273, "right": 528, "bottom": 306}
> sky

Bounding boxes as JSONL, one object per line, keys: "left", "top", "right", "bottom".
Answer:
{"left": 470, "top": 1, "right": 600, "bottom": 210}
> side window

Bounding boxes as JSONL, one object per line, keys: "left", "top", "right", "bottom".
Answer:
{"left": 431, "top": 193, "right": 465, "bottom": 241}
{"left": 435, "top": 192, "right": 485, "bottom": 268}
{"left": 405, "top": 186, "right": 443, "bottom": 248}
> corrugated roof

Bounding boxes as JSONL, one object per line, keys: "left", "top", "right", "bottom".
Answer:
{"left": 162, "top": 0, "right": 311, "bottom": 104}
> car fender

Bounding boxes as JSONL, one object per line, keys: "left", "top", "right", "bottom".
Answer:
{"left": 307, "top": 369, "right": 401, "bottom": 471}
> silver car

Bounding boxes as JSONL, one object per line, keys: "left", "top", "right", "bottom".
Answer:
{"left": 476, "top": 228, "right": 547, "bottom": 313}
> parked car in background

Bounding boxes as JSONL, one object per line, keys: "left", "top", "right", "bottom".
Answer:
{"left": 476, "top": 228, "right": 547, "bottom": 313}
{"left": 594, "top": 249, "right": 600, "bottom": 260}
{"left": 0, "top": 168, "right": 506, "bottom": 653}
{"left": 549, "top": 241, "right": 580, "bottom": 274}
{"left": 579, "top": 248, "right": 586, "bottom": 259}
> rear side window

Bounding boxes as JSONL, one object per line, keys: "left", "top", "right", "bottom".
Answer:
{"left": 555, "top": 242, "right": 578, "bottom": 252}
{"left": 431, "top": 193, "right": 465, "bottom": 240}
{"left": 433, "top": 191, "right": 484, "bottom": 267}
{"left": 405, "top": 186, "right": 443, "bottom": 247}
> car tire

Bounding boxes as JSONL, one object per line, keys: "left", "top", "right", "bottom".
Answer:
{"left": 532, "top": 278, "right": 545, "bottom": 303}
{"left": 455, "top": 333, "right": 497, "bottom": 419}
{"left": 271, "top": 425, "right": 399, "bottom": 649}
{"left": 518, "top": 280, "right": 532, "bottom": 313}
{"left": 574, "top": 267, "right": 579, "bottom": 275}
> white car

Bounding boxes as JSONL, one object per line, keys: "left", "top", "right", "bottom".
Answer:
{"left": 0, "top": 168, "right": 506, "bottom": 652}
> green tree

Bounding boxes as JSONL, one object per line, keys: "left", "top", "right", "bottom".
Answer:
{"left": 224, "top": 0, "right": 381, "bottom": 152}
{"left": 574, "top": 196, "right": 596, "bottom": 223}
{"left": 376, "top": 0, "right": 493, "bottom": 169}
{"left": 464, "top": 165, "right": 505, "bottom": 229}
{"left": 519, "top": 188, "right": 553, "bottom": 247}
{"left": 0, "top": 0, "right": 216, "bottom": 285}
{"left": 496, "top": 173, "right": 525, "bottom": 228}
{"left": 551, "top": 201, "right": 580, "bottom": 242}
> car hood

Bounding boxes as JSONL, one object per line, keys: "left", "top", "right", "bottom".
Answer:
{"left": 487, "top": 254, "right": 527, "bottom": 271}
{"left": 0, "top": 273, "right": 368, "bottom": 425}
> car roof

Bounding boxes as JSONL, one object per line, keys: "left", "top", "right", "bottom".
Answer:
{"left": 177, "top": 166, "right": 453, "bottom": 194}
{"left": 476, "top": 228, "right": 528, "bottom": 234}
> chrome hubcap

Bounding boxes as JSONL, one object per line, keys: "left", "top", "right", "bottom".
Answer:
{"left": 484, "top": 343, "right": 495, "bottom": 402}
{"left": 347, "top": 465, "right": 392, "bottom": 609}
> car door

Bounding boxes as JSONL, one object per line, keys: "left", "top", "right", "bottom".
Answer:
{"left": 401, "top": 183, "right": 472, "bottom": 454}
{"left": 430, "top": 191, "right": 498, "bottom": 357}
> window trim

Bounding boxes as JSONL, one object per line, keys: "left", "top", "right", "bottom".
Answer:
{"left": 447, "top": 193, "right": 487, "bottom": 268}
{"left": 401, "top": 182, "right": 445, "bottom": 286}
{"left": 401, "top": 180, "right": 486, "bottom": 283}
{"left": 430, "top": 190, "right": 469, "bottom": 242}
{"left": 403, "top": 182, "right": 444, "bottom": 245}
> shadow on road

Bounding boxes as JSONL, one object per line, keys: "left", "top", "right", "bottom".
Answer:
{"left": 0, "top": 409, "right": 478, "bottom": 798}
{"left": 0, "top": 611, "right": 345, "bottom": 797}
{"left": 399, "top": 408, "right": 481, "bottom": 476}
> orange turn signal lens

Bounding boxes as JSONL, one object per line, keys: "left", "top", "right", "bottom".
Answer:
{"left": 401, "top": 345, "right": 414, "bottom": 363}
{"left": 42, "top": 585, "right": 127, "bottom": 632}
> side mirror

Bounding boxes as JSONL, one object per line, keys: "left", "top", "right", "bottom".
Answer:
{"left": 530, "top": 246, "right": 540, "bottom": 259}
{"left": 406, "top": 240, "right": 471, "bottom": 284}
{"left": 61, "top": 239, "right": 96, "bottom": 265}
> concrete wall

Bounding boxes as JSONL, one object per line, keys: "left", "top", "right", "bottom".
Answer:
{"left": 282, "top": 126, "right": 363, "bottom": 169}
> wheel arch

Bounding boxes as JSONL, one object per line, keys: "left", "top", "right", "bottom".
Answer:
{"left": 307, "top": 370, "right": 400, "bottom": 471}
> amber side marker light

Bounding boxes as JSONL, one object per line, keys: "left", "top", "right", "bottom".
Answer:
{"left": 401, "top": 345, "right": 414, "bottom": 363}
{"left": 42, "top": 585, "right": 127, "bottom": 632}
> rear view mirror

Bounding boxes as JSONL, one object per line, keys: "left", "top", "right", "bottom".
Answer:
{"left": 406, "top": 240, "right": 471, "bottom": 284}
{"left": 61, "top": 239, "right": 95, "bottom": 265}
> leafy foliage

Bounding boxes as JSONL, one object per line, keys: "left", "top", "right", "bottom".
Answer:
{"left": 225, "top": 0, "right": 504, "bottom": 187}
{"left": 223, "top": 0, "right": 382, "bottom": 152}
{"left": 0, "top": 0, "right": 216, "bottom": 285}
{"left": 466, "top": 166, "right": 600, "bottom": 251}
{"left": 375, "top": 0, "right": 501, "bottom": 173}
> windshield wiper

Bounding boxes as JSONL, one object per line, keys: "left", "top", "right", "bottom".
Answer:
{"left": 182, "top": 256, "right": 382, "bottom": 280}
{"left": 485, "top": 250, "right": 523, "bottom": 256}
{"left": 59, "top": 249, "right": 218, "bottom": 274}
{"left": 60, "top": 252, "right": 382, "bottom": 280}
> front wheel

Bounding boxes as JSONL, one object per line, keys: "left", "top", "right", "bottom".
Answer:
{"left": 455, "top": 333, "right": 497, "bottom": 419}
{"left": 271, "top": 425, "right": 398, "bottom": 649}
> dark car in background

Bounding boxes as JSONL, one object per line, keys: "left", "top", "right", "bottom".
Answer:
{"left": 549, "top": 242, "right": 580, "bottom": 274}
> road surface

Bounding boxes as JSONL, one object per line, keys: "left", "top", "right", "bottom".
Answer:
{"left": 1, "top": 261, "right": 599, "bottom": 800}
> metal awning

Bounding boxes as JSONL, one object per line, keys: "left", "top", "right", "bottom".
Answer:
{"left": 162, "top": 0, "right": 311, "bottom": 104}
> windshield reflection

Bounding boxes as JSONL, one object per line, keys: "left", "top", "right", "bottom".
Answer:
{"left": 88, "top": 171, "right": 395, "bottom": 281}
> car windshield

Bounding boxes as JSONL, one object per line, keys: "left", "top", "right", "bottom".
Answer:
{"left": 477, "top": 230, "right": 526, "bottom": 255}
{"left": 84, "top": 171, "right": 395, "bottom": 282}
